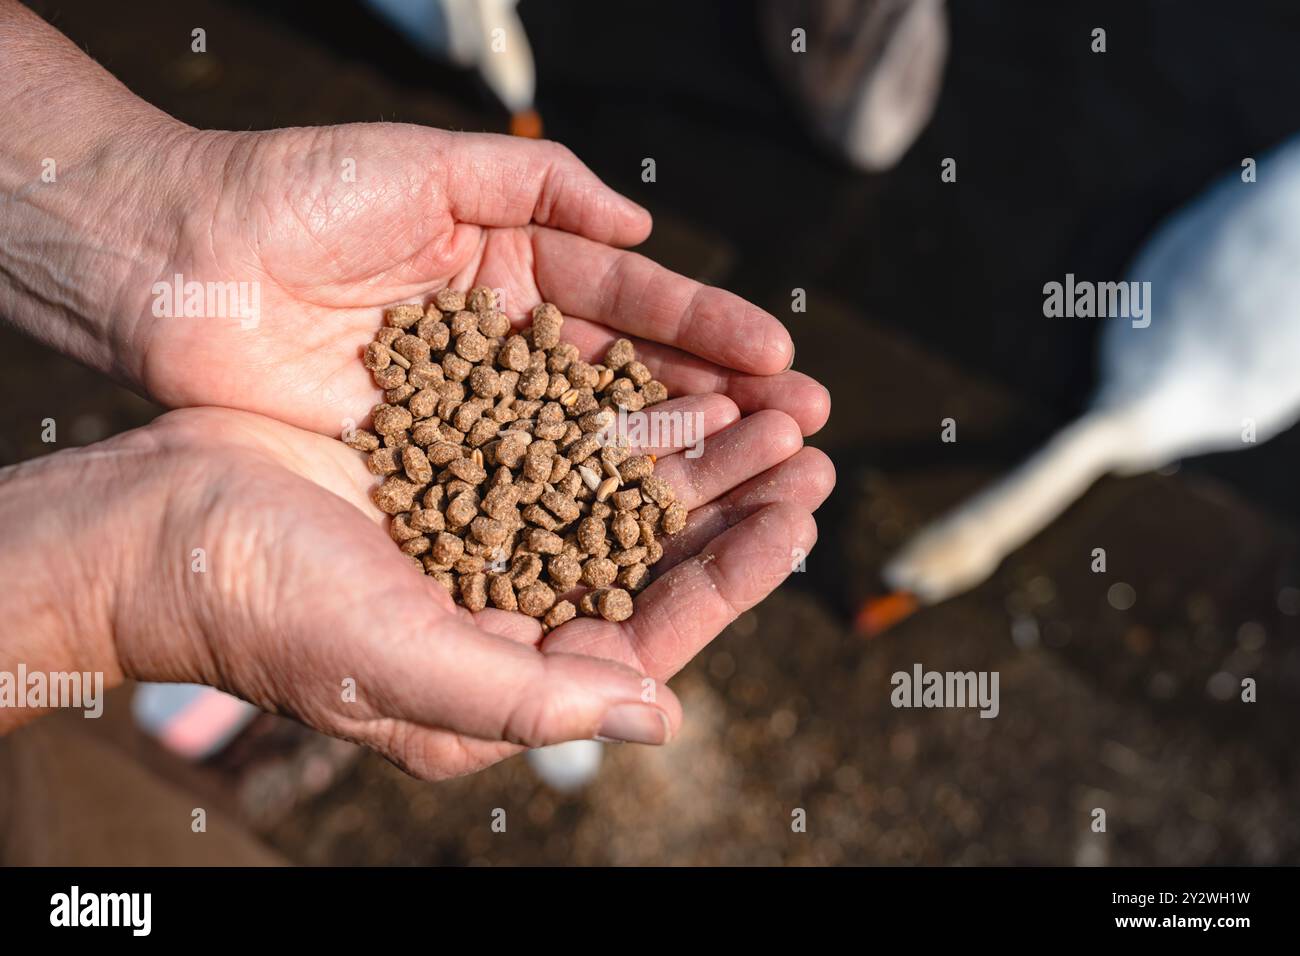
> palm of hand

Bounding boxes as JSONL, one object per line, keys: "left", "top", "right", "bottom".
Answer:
{"left": 117, "top": 124, "right": 834, "bottom": 776}
{"left": 141, "top": 124, "right": 639, "bottom": 435}
{"left": 122, "top": 408, "right": 826, "bottom": 779}
{"left": 119, "top": 409, "right": 648, "bottom": 779}
{"left": 137, "top": 124, "right": 493, "bottom": 434}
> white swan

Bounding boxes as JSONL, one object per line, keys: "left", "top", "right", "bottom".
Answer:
{"left": 883, "top": 137, "right": 1300, "bottom": 606}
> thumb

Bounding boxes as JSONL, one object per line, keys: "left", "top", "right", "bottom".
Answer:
{"left": 353, "top": 599, "right": 679, "bottom": 747}
{"left": 433, "top": 131, "right": 652, "bottom": 247}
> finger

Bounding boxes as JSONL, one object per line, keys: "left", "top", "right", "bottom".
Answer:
{"left": 541, "top": 503, "right": 818, "bottom": 679}
{"left": 652, "top": 409, "right": 805, "bottom": 511}
{"left": 655, "top": 447, "right": 836, "bottom": 573}
{"left": 470, "top": 607, "right": 542, "bottom": 645}
{"left": 532, "top": 228, "right": 795, "bottom": 375}
{"left": 438, "top": 133, "right": 651, "bottom": 247}
{"left": 539, "top": 314, "right": 830, "bottom": 437}
{"left": 351, "top": 606, "right": 680, "bottom": 747}
{"left": 603, "top": 393, "right": 739, "bottom": 457}
{"left": 370, "top": 723, "right": 520, "bottom": 781}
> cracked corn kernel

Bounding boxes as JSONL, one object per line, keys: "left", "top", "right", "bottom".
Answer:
{"left": 612, "top": 488, "right": 642, "bottom": 511}
{"left": 449, "top": 310, "right": 478, "bottom": 335}
{"left": 430, "top": 532, "right": 464, "bottom": 565}
{"left": 530, "top": 303, "right": 564, "bottom": 349}
{"left": 482, "top": 484, "right": 521, "bottom": 521}
{"left": 498, "top": 335, "right": 530, "bottom": 371}
{"left": 349, "top": 297, "right": 687, "bottom": 621}
{"left": 618, "top": 563, "right": 649, "bottom": 592}
{"left": 470, "top": 516, "right": 508, "bottom": 547}
{"left": 367, "top": 447, "right": 401, "bottom": 476}
{"left": 466, "top": 286, "right": 496, "bottom": 313}
{"left": 442, "top": 353, "right": 472, "bottom": 381}
{"left": 418, "top": 318, "right": 450, "bottom": 350}
{"left": 478, "top": 309, "right": 511, "bottom": 338}
{"left": 543, "top": 600, "right": 576, "bottom": 630}
{"left": 455, "top": 329, "right": 490, "bottom": 362}
{"left": 373, "top": 365, "right": 406, "bottom": 389}
{"left": 409, "top": 508, "right": 444, "bottom": 534}
{"left": 510, "top": 552, "right": 542, "bottom": 587}
{"left": 445, "top": 492, "right": 478, "bottom": 528}
{"left": 582, "top": 556, "right": 618, "bottom": 588}
{"left": 460, "top": 573, "right": 488, "bottom": 612}
{"left": 402, "top": 445, "right": 434, "bottom": 484}
{"left": 661, "top": 500, "right": 688, "bottom": 534}
{"left": 612, "top": 546, "right": 647, "bottom": 567}
{"left": 373, "top": 476, "right": 419, "bottom": 514}
{"left": 547, "top": 553, "right": 582, "bottom": 590}
{"left": 640, "top": 474, "right": 675, "bottom": 507}
{"left": 517, "top": 582, "right": 557, "bottom": 617}
{"left": 619, "top": 455, "right": 654, "bottom": 481}
{"left": 604, "top": 338, "right": 635, "bottom": 371}
{"left": 385, "top": 303, "right": 423, "bottom": 328}
{"left": 394, "top": 334, "right": 431, "bottom": 364}
{"left": 400, "top": 535, "right": 431, "bottom": 556}
{"left": 389, "top": 513, "right": 422, "bottom": 543}
{"left": 577, "top": 516, "right": 605, "bottom": 553}
{"left": 597, "top": 587, "right": 634, "bottom": 622}
{"left": 373, "top": 404, "right": 413, "bottom": 436}
{"left": 488, "top": 573, "right": 517, "bottom": 611}
{"left": 611, "top": 512, "right": 640, "bottom": 549}
{"left": 434, "top": 287, "right": 465, "bottom": 313}
{"left": 364, "top": 340, "right": 392, "bottom": 370}
{"left": 345, "top": 428, "right": 381, "bottom": 452}
{"left": 408, "top": 360, "right": 444, "bottom": 388}
{"left": 527, "top": 529, "right": 564, "bottom": 554}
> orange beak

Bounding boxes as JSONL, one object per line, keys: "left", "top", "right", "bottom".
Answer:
{"left": 855, "top": 591, "right": 919, "bottom": 637}
{"left": 510, "top": 109, "right": 544, "bottom": 139}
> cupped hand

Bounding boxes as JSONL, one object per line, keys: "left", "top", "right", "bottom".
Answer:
{"left": 127, "top": 123, "right": 829, "bottom": 438}
{"left": 59, "top": 404, "right": 831, "bottom": 779}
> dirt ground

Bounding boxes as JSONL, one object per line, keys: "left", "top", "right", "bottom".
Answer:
{"left": 5, "top": 0, "right": 1300, "bottom": 865}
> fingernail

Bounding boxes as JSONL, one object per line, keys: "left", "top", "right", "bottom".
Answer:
{"left": 595, "top": 704, "right": 670, "bottom": 745}
{"left": 784, "top": 344, "right": 796, "bottom": 372}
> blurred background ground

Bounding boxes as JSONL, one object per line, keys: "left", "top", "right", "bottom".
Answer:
{"left": 5, "top": 0, "right": 1300, "bottom": 864}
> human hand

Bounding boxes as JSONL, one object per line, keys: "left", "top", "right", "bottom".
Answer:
{"left": 0, "top": 8, "right": 837, "bottom": 772}
{"left": 1, "top": 6, "right": 824, "bottom": 442}
{"left": 0, "top": 406, "right": 831, "bottom": 778}
{"left": 121, "top": 122, "right": 830, "bottom": 441}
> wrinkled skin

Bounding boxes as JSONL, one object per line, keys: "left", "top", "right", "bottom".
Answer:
{"left": 121, "top": 124, "right": 830, "bottom": 437}
{"left": 2, "top": 406, "right": 832, "bottom": 778}
{"left": 1, "top": 16, "right": 835, "bottom": 777}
